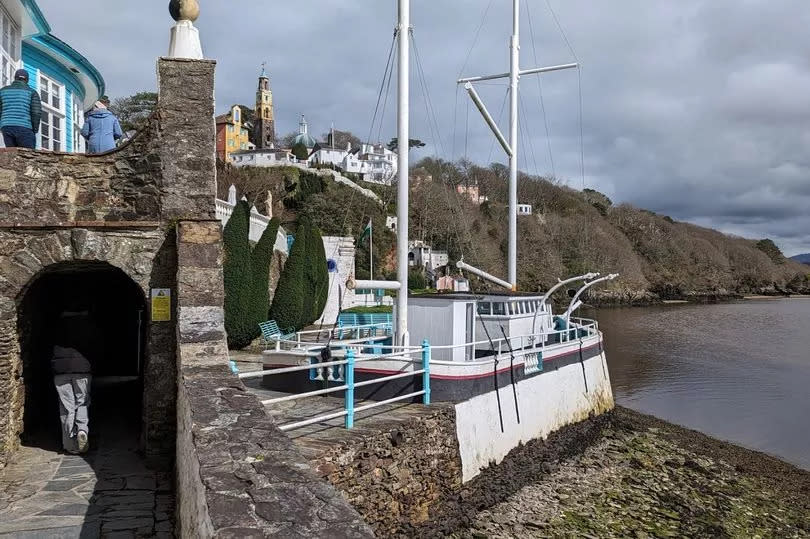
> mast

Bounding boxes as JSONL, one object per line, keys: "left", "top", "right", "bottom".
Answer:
{"left": 457, "top": 4, "right": 578, "bottom": 292}
{"left": 396, "top": 0, "right": 410, "bottom": 346}
{"left": 508, "top": 0, "right": 519, "bottom": 289}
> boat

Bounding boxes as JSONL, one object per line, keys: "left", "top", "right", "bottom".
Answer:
{"left": 247, "top": 0, "right": 617, "bottom": 481}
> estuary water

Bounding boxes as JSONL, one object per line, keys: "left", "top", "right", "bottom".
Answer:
{"left": 591, "top": 298, "right": 810, "bottom": 470}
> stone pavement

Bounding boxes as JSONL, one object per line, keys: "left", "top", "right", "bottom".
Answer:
{"left": 0, "top": 415, "right": 174, "bottom": 538}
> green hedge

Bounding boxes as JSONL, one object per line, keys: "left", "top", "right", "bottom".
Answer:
{"left": 250, "top": 217, "right": 280, "bottom": 336}
{"left": 270, "top": 222, "right": 308, "bottom": 330}
{"left": 303, "top": 223, "right": 329, "bottom": 326}
{"left": 223, "top": 201, "right": 254, "bottom": 349}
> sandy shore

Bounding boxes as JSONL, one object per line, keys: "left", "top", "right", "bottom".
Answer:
{"left": 405, "top": 407, "right": 810, "bottom": 538}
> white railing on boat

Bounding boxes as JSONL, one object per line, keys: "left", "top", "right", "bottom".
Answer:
{"left": 266, "top": 322, "right": 394, "bottom": 352}
{"left": 240, "top": 342, "right": 430, "bottom": 432}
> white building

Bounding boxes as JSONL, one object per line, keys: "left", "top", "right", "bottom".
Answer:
{"left": 518, "top": 204, "right": 533, "bottom": 216}
{"left": 385, "top": 216, "right": 397, "bottom": 232}
{"left": 355, "top": 143, "right": 398, "bottom": 185}
{"left": 408, "top": 240, "right": 449, "bottom": 270}
{"left": 309, "top": 141, "right": 351, "bottom": 168}
{"left": 231, "top": 147, "right": 297, "bottom": 168}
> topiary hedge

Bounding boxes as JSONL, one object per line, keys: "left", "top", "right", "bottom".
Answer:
{"left": 223, "top": 201, "right": 254, "bottom": 349}
{"left": 250, "top": 217, "right": 280, "bottom": 337}
{"left": 270, "top": 222, "right": 308, "bottom": 331}
{"left": 303, "top": 222, "right": 329, "bottom": 326}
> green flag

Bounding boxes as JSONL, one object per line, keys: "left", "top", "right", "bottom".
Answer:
{"left": 359, "top": 218, "right": 372, "bottom": 243}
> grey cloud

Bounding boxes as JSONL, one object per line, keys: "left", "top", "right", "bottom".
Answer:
{"left": 37, "top": 0, "right": 810, "bottom": 256}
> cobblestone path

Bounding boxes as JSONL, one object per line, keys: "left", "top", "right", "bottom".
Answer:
{"left": 0, "top": 412, "right": 174, "bottom": 538}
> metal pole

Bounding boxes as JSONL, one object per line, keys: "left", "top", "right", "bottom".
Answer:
{"left": 369, "top": 219, "right": 373, "bottom": 280}
{"left": 345, "top": 348, "right": 355, "bottom": 429}
{"left": 508, "top": 0, "right": 520, "bottom": 289}
{"left": 422, "top": 339, "right": 431, "bottom": 405}
{"left": 396, "top": 0, "right": 410, "bottom": 347}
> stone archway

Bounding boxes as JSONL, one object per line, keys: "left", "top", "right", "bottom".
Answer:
{"left": 16, "top": 261, "right": 147, "bottom": 449}
{"left": 0, "top": 228, "right": 177, "bottom": 465}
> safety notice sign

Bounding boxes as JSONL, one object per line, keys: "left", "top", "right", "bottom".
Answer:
{"left": 151, "top": 288, "right": 171, "bottom": 322}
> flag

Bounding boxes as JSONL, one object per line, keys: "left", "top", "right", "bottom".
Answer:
{"left": 359, "top": 218, "right": 372, "bottom": 243}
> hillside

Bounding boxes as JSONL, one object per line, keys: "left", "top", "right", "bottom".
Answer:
{"left": 791, "top": 254, "right": 810, "bottom": 264}
{"left": 218, "top": 160, "right": 810, "bottom": 304}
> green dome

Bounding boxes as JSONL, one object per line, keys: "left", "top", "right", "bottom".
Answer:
{"left": 294, "top": 132, "right": 317, "bottom": 148}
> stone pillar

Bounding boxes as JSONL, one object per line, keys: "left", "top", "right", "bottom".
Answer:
{"left": 175, "top": 220, "right": 228, "bottom": 366}
{"left": 156, "top": 58, "right": 217, "bottom": 222}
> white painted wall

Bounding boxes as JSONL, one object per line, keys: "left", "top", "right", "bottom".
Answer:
{"left": 454, "top": 351, "right": 614, "bottom": 482}
{"left": 318, "top": 236, "right": 356, "bottom": 326}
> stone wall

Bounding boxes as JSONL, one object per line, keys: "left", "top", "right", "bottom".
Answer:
{"left": 174, "top": 220, "right": 374, "bottom": 538}
{"left": 0, "top": 57, "right": 216, "bottom": 468}
{"left": 310, "top": 405, "right": 463, "bottom": 537}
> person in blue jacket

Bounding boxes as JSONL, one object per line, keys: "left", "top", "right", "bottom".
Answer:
{"left": 0, "top": 69, "right": 42, "bottom": 149}
{"left": 81, "top": 96, "right": 122, "bottom": 154}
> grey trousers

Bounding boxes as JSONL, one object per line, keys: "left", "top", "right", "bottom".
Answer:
{"left": 54, "top": 374, "right": 91, "bottom": 452}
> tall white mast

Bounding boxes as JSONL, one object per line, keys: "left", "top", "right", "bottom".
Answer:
{"left": 396, "top": 0, "right": 410, "bottom": 346}
{"left": 508, "top": 0, "right": 520, "bottom": 289}
{"left": 457, "top": 3, "right": 578, "bottom": 291}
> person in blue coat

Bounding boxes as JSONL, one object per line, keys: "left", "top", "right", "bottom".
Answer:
{"left": 0, "top": 69, "right": 42, "bottom": 149}
{"left": 81, "top": 97, "right": 122, "bottom": 154}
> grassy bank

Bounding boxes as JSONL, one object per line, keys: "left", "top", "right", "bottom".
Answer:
{"left": 411, "top": 407, "right": 809, "bottom": 538}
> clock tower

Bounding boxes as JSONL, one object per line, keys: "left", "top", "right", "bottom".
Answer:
{"left": 254, "top": 64, "right": 276, "bottom": 148}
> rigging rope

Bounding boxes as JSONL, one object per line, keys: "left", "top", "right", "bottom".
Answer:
{"left": 525, "top": 0, "right": 556, "bottom": 178}
{"left": 367, "top": 30, "right": 397, "bottom": 146}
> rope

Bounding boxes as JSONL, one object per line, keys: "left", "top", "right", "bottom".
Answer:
{"left": 525, "top": 0, "right": 556, "bottom": 178}
{"left": 367, "top": 30, "right": 397, "bottom": 146}
{"left": 578, "top": 67, "right": 586, "bottom": 189}
{"left": 457, "top": 0, "right": 496, "bottom": 80}
{"left": 545, "top": 0, "right": 579, "bottom": 62}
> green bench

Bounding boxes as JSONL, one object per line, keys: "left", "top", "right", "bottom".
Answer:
{"left": 259, "top": 320, "right": 296, "bottom": 349}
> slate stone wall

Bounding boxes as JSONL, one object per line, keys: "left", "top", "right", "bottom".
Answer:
{"left": 310, "top": 405, "right": 463, "bottom": 537}
{"left": 174, "top": 220, "right": 374, "bottom": 538}
{"left": 0, "top": 58, "right": 216, "bottom": 468}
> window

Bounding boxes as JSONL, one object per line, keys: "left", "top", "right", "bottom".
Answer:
{"left": 72, "top": 97, "right": 84, "bottom": 153}
{"left": 39, "top": 74, "right": 65, "bottom": 152}
{"left": 233, "top": 108, "right": 240, "bottom": 122}
{"left": 477, "top": 302, "right": 491, "bottom": 315}
{"left": 227, "top": 125, "right": 233, "bottom": 133}
{"left": 0, "top": 7, "right": 20, "bottom": 87}
{"left": 492, "top": 302, "right": 506, "bottom": 316}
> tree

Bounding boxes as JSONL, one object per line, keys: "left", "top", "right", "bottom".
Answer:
{"left": 237, "top": 105, "right": 255, "bottom": 127}
{"left": 223, "top": 201, "right": 254, "bottom": 349}
{"left": 322, "top": 129, "right": 361, "bottom": 149}
{"left": 303, "top": 223, "right": 329, "bottom": 325}
{"left": 279, "top": 132, "right": 298, "bottom": 148}
{"left": 387, "top": 138, "right": 426, "bottom": 152}
{"left": 250, "top": 217, "right": 281, "bottom": 335}
{"left": 292, "top": 141, "right": 310, "bottom": 162}
{"left": 270, "top": 224, "right": 308, "bottom": 331}
{"left": 755, "top": 239, "right": 786, "bottom": 265}
{"left": 111, "top": 91, "right": 158, "bottom": 133}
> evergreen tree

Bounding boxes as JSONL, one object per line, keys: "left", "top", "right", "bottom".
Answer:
{"left": 270, "top": 223, "right": 308, "bottom": 331}
{"left": 303, "top": 223, "right": 329, "bottom": 326}
{"left": 292, "top": 141, "right": 310, "bottom": 162}
{"left": 250, "top": 217, "right": 281, "bottom": 338}
{"left": 223, "top": 201, "right": 253, "bottom": 349}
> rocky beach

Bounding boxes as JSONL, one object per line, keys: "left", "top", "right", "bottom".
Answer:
{"left": 407, "top": 407, "right": 809, "bottom": 538}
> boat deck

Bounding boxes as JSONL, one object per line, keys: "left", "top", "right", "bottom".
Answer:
{"left": 242, "top": 379, "right": 446, "bottom": 460}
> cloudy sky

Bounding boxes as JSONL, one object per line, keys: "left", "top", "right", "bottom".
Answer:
{"left": 39, "top": 1, "right": 810, "bottom": 256}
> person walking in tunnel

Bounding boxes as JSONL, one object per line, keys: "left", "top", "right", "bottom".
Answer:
{"left": 52, "top": 310, "right": 95, "bottom": 454}
{"left": 0, "top": 69, "right": 42, "bottom": 149}
{"left": 81, "top": 96, "right": 122, "bottom": 154}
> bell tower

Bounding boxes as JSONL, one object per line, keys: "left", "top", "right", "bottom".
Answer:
{"left": 254, "top": 63, "right": 276, "bottom": 148}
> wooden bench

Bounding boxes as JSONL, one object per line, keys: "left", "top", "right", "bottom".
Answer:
{"left": 259, "top": 320, "right": 296, "bottom": 349}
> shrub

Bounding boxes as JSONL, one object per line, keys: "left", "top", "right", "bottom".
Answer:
{"left": 250, "top": 217, "right": 280, "bottom": 334}
{"left": 270, "top": 224, "right": 308, "bottom": 330}
{"left": 303, "top": 223, "right": 330, "bottom": 326}
{"left": 292, "top": 141, "right": 309, "bottom": 162}
{"left": 408, "top": 270, "right": 427, "bottom": 290}
{"left": 223, "top": 201, "right": 254, "bottom": 349}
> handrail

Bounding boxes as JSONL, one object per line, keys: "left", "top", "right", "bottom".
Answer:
{"left": 257, "top": 341, "right": 432, "bottom": 432}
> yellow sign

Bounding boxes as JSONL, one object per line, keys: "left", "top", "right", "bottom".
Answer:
{"left": 151, "top": 289, "right": 171, "bottom": 322}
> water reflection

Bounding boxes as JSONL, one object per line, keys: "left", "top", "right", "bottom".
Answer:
{"left": 587, "top": 299, "right": 810, "bottom": 470}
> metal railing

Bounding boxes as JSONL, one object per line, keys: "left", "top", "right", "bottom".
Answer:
{"left": 240, "top": 341, "right": 430, "bottom": 432}
{"left": 264, "top": 322, "right": 394, "bottom": 352}
{"left": 431, "top": 317, "right": 601, "bottom": 364}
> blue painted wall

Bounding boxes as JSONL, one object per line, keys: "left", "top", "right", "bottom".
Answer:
{"left": 22, "top": 45, "right": 85, "bottom": 152}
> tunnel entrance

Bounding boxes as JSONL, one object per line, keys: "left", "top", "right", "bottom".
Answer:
{"left": 17, "top": 262, "right": 147, "bottom": 450}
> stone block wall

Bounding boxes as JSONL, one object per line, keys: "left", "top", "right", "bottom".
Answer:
{"left": 174, "top": 220, "right": 374, "bottom": 538}
{"left": 310, "top": 405, "right": 463, "bottom": 536}
{"left": 0, "top": 57, "right": 216, "bottom": 468}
